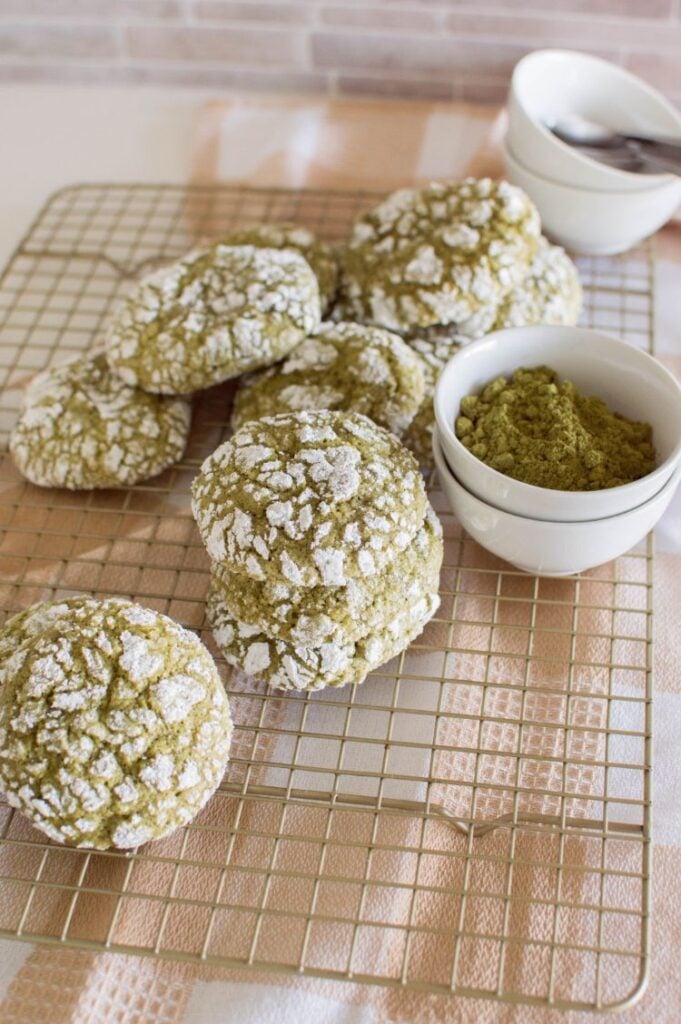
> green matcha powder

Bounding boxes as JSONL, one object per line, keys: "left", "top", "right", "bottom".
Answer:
{"left": 455, "top": 366, "right": 656, "bottom": 491}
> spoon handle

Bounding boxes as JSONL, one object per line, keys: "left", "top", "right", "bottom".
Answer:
{"left": 625, "top": 133, "right": 681, "bottom": 153}
{"left": 627, "top": 138, "right": 681, "bottom": 176}
{"left": 562, "top": 140, "right": 681, "bottom": 176}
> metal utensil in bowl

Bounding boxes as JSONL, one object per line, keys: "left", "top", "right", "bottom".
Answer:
{"left": 550, "top": 113, "right": 681, "bottom": 176}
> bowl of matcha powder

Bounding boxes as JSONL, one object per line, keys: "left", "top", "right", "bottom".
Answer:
{"left": 435, "top": 325, "right": 681, "bottom": 521}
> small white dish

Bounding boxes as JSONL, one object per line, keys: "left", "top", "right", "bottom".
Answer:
{"left": 433, "top": 428, "right": 681, "bottom": 577}
{"left": 508, "top": 49, "right": 681, "bottom": 192}
{"left": 503, "top": 141, "right": 681, "bottom": 255}
{"left": 434, "top": 325, "right": 681, "bottom": 522}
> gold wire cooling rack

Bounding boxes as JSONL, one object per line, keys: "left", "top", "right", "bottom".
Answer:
{"left": 0, "top": 184, "right": 654, "bottom": 1014}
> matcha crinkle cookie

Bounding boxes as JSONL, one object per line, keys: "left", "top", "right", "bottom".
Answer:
{"left": 211, "top": 506, "right": 443, "bottom": 648}
{"left": 220, "top": 223, "right": 338, "bottom": 314}
{"left": 231, "top": 321, "right": 425, "bottom": 437}
{"left": 105, "top": 243, "right": 321, "bottom": 394}
{"left": 0, "top": 597, "right": 233, "bottom": 849}
{"left": 207, "top": 575, "right": 440, "bottom": 693}
{"left": 192, "top": 410, "right": 442, "bottom": 693}
{"left": 192, "top": 410, "right": 428, "bottom": 588}
{"left": 0, "top": 595, "right": 96, "bottom": 670}
{"left": 339, "top": 178, "right": 540, "bottom": 334}
{"left": 492, "top": 237, "right": 582, "bottom": 330}
{"left": 9, "top": 353, "right": 191, "bottom": 490}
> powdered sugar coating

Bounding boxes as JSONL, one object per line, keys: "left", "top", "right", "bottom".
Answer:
{"left": 231, "top": 321, "right": 425, "bottom": 437}
{"left": 212, "top": 506, "right": 442, "bottom": 646}
{"left": 0, "top": 598, "right": 233, "bottom": 850}
{"left": 105, "top": 244, "right": 321, "bottom": 394}
{"left": 9, "top": 353, "right": 191, "bottom": 490}
{"left": 220, "top": 223, "right": 338, "bottom": 314}
{"left": 492, "top": 237, "right": 582, "bottom": 330}
{"left": 207, "top": 574, "right": 440, "bottom": 692}
{"left": 0, "top": 595, "right": 101, "bottom": 667}
{"left": 339, "top": 178, "right": 540, "bottom": 333}
{"left": 192, "top": 410, "right": 427, "bottom": 588}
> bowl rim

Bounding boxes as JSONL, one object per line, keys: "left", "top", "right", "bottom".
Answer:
{"left": 510, "top": 48, "right": 681, "bottom": 188}
{"left": 432, "top": 424, "right": 681, "bottom": 528}
{"left": 433, "top": 324, "right": 681, "bottom": 511}
{"left": 503, "top": 138, "right": 681, "bottom": 197}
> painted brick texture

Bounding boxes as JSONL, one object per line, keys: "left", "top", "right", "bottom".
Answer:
{"left": 0, "top": 0, "right": 680, "bottom": 105}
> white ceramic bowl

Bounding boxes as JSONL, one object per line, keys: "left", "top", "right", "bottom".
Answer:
{"left": 508, "top": 49, "right": 681, "bottom": 192}
{"left": 433, "top": 428, "right": 681, "bottom": 576}
{"left": 434, "top": 325, "right": 681, "bottom": 522}
{"left": 504, "top": 142, "right": 681, "bottom": 254}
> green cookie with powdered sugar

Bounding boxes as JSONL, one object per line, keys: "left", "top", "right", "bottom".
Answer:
{"left": 221, "top": 223, "right": 338, "bottom": 313}
{"left": 105, "top": 244, "right": 321, "bottom": 394}
{"left": 339, "top": 178, "right": 540, "bottom": 334}
{"left": 492, "top": 236, "right": 582, "bottom": 330}
{"left": 192, "top": 410, "right": 428, "bottom": 589}
{"left": 231, "top": 321, "right": 425, "bottom": 437}
{"left": 211, "top": 505, "right": 443, "bottom": 647}
{"left": 0, "top": 597, "right": 233, "bottom": 850}
{"left": 9, "top": 353, "right": 191, "bottom": 490}
{"left": 0, "top": 595, "right": 97, "bottom": 672}
{"left": 207, "top": 571, "right": 440, "bottom": 693}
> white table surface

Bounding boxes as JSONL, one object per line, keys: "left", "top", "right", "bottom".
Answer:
{"left": 0, "top": 84, "right": 220, "bottom": 268}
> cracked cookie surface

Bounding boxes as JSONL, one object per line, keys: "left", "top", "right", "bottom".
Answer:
{"left": 339, "top": 178, "right": 540, "bottom": 334}
{"left": 0, "top": 597, "right": 232, "bottom": 849}
{"left": 492, "top": 237, "right": 582, "bottom": 330}
{"left": 231, "top": 321, "right": 425, "bottom": 437}
{"left": 211, "top": 506, "right": 443, "bottom": 647}
{"left": 208, "top": 574, "right": 440, "bottom": 692}
{"left": 220, "top": 223, "right": 337, "bottom": 313}
{"left": 192, "top": 410, "right": 428, "bottom": 589}
{"left": 105, "top": 243, "right": 321, "bottom": 394}
{"left": 10, "top": 353, "right": 191, "bottom": 489}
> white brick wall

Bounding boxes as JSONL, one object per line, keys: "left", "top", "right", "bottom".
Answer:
{"left": 0, "top": 0, "right": 680, "bottom": 105}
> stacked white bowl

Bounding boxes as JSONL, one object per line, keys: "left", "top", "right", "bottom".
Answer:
{"left": 433, "top": 326, "right": 681, "bottom": 576}
{"left": 505, "top": 50, "right": 681, "bottom": 254}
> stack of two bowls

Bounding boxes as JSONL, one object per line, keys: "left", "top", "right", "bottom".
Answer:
{"left": 505, "top": 50, "right": 681, "bottom": 255}
{"left": 433, "top": 326, "right": 681, "bottom": 577}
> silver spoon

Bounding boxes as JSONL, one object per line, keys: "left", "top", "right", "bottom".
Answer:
{"left": 550, "top": 113, "right": 681, "bottom": 176}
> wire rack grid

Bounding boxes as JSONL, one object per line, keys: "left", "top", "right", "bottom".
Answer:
{"left": 0, "top": 184, "right": 654, "bottom": 1014}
